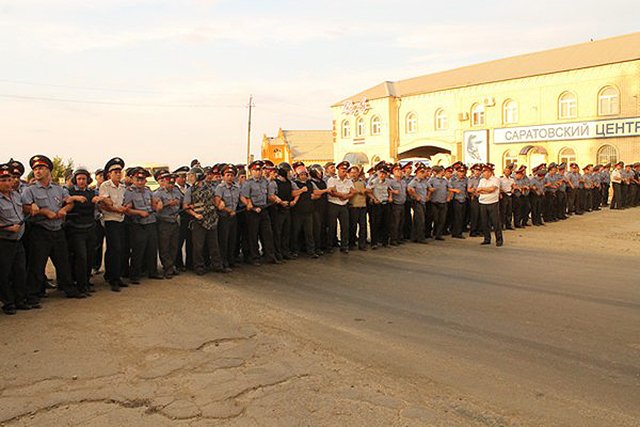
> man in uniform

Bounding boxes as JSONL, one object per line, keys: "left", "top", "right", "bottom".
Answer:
{"left": 22, "top": 155, "right": 84, "bottom": 304}
{"left": 476, "top": 163, "right": 503, "bottom": 247}
{"left": 214, "top": 164, "right": 241, "bottom": 271}
{"left": 610, "top": 161, "right": 624, "bottom": 209}
{"left": 543, "top": 163, "right": 559, "bottom": 222}
{"left": 367, "top": 163, "right": 392, "bottom": 249}
{"left": 326, "top": 161, "right": 355, "bottom": 253}
{"left": 154, "top": 169, "right": 182, "bottom": 279}
{"left": 323, "top": 162, "right": 336, "bottom": 184}
{"left": 272, "top": 162, "right": 299, "bottom": 260}
{"left": 600, "top": 163, "right": 611, "bottom": 207}
{"left": 556, "top": 163, "right": 569, "bottom": 219}
{"left": 0, "top": 163, "right": 28, "bottom": 314}
{"left": 309, "top": 164, "right": 330, "bottom": 255}
{"left": 348, "top": 165, "right": 368, "bottom": 251}
{"left": 407, "top": 163, "right": 429, "bottom": 244}
{"left": 467, "top": 164, "right": 482, "bottom": 236}
{"left": 92, "top": 168, "right": 105, "bottom": 276}
{"left": 173, "top": 166, "right": 193, "bottom": 271}
{"left": 528, "top": 166, "right": 545, "bottom": 226}
{"left": 449, "top": 164, "right": 468, "bottom": 238}
{"left": 291, "top": 164, "right": 318, "bottom": 258}
{"left": 499, "top": 163, "right": 515, "bottom": 230}
{"left": 388, "top": 163, "right": 408, "bottom": 246}
{"left": 581, "top": 165, "right": 593, "bottom": 212}
{"left": 512, "top": 166, "right": 529, "bottom": 227}
{"left": 591, "top": 165, "right": 602, "bottom": 211}
{"left": 401, "top": 162, "right": 414, "bottom": 241}
{"left": 427, "top": 165, "right": 450, "bottom": 241}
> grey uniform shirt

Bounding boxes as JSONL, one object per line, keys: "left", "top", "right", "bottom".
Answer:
{"left": 544, "top": 174, "right": 558, "bottom": 193}
{"left": 467, "top": 176, "right": 480, "bottom": 198}
{"left": 21, "top": 181, "right": 70, "bottom": 231}
{"left": 567, "top": 172, "right": 580, "bottom": 189}
{"left": 427, "top": 177, "right": 450, "bottom": 203}
{"left": 557, "top": 174, "right": 567, "bottom": 192}
{"left": 514, "top": 176, "right": 530, "bottom": 196}
{"left": 408, "top": 177, "right": 428, "bottom": 203}
{"left": 153, "top": 186, "right": 183, "bottom": 223}
{"left": 124, "top": 186, "right": 157, "bottom": 225}
{"left": 449, "top": 175, "right": 468, "bottom": 202}
{"left": 366, "top": 177, "right": 391, "bottom": 203}
{"left": 0, "top": 191, "right": 25, "bottom": 240}
{"left": 529, "top": 176, "right": 545, "bottom": 196}
{"left": 215, "top": 182, "right": 241, "bottom": 215}
{"left": 241, "top": 178, "right": 270, "bottom": 208}
{"left": 388, "top": 177, "right": 408, "bottom": 205}
{"left": 600, "top": 170, "right": 611, "bottom": 185}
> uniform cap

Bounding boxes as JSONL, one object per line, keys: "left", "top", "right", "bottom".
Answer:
{"left": 0, "top": 163, "right": 12, "bottom": 178}
{"left": 8, "top": 159, "right": 25, "bottom": 177}
{"left": 29, "top": 155, "right": 53, "bottom": 171}
{"left": 248, "top": 160, "right": 264, "bottom": 171}
{"left": 173, "top": 166, "right": 189, "bottom": 175}
{"left": 336, "top": 160, "right": 350, "bottom": 170}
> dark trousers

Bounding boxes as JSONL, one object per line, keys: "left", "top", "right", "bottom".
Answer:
{"left": 246, "top": 209, "right": 276, "bottom": 261}
{"left": 583, "top": 188, "right": 593, "bottom": 211}
{"left": 312, "top": 204, "right": 328, "bottom": 252}
{"left": 403, "top": 201, "right": 413, "bottom": 240}
{"left": 412, "top": 202, "right": 426, "bottom": 242}
{"left": 499, "top": 195, "right": 513, "bottom": 228}
{"left": 93, "top": 220, "right": 104, "bottom": 271}
{"left": 292, "top": 211, "right": 315, "bottom": 255}
{"left": 625, "top": 184, "right": 634, "bottom": 207}
{"left": 480, "top": 202, "right": 503, "bottom": 244}
{"left": 157, "top": 220, "right": 180, "bottom": 274}
{"left": 66, "top": 226, "right": 96, "bottom": 292}
{"left": 431, "top": 202, "right": 448, "bottom": 238}
{"left": 530, "top": 194, "right": 543, "bottom": 225}
{"left": 349, "top": 206, "right": 367, "bottom": 249}
{"left": 104, "top": 221, "right": 125, "bottom": 284}
{"left": 218, "top": 215, "right": 237, "bottom": 268}
{"left": 0, "top": 239, "right": 27, "bottom": 308}
{"left": 557, "top": 191, "right": 567, "bottom": 218}
{"left": 452, "top": 200, "right": 466, "bottom": 237}
{"left": 371, "top": 203, "right": 390, "bottom": 246}
{"left": 192, "top": 221, "right": 223, "bottom": 271}
{"left": 576, "top": 188, "right": 585, "bottom": 214}
{"left": 543, "top": 192, "right": 557, "bottom": 221}
{"left": 26, "top": 226, "right": 76, "bottom": 302}
{"left": 512, "top": 196, "right": 523, "bottom": 226}
{"left": 389, "top": 204, "right": 405, "bottom": 244}
{"left": 424, "top": 202, "right": 434, "bottom": 238}
{"left": 235, "top": 210, "right": 250, "bottom": 262}
{"left": 469, "top": 198, "right": 481, "bottom": 235}
{"left": 592, "top": 188, "right": 602, "bottom": 210}
{"left": 175, "top": 213, "right": 193, "bottom": 270}
{"left": 327, "top": 203, "right": 349, "bottom": 250}
{"left": 129, "top": 223, "right": 159, "bottom": 279}
{"left": 601, "top": 183, "right": 610, "bottom": 206}
{"left": 567, "top": 188, "right": 577, "bottom": 213}
{"left": 272, "top": 207, "right": 292, "bottom": 258}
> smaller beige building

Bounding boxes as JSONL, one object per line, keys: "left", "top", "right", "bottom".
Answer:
{"left": 262, "top": 128, "right": 333, "bottom": 166}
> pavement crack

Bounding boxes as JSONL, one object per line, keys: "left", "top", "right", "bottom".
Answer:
{"left": 225, "top": 373, "right": 311, "bottom": 401}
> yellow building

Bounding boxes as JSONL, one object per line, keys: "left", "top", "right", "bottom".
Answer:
{"left": 332, "top": 32, "right": 640, "bottom": 174}
{"left": 262, "top": 128, "right": 333, "bottom": 166}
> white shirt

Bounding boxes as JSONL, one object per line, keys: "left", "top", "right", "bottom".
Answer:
{"left": 499, "top": 176, "right": 515, "bottom": 195}
{"left": 611, "top": 169, "right": 622, "bottom": 184}
{"left": 99, "top": 180, "right": 126, "bottom": 222}
{"left": 478, "top": 176, "right": 501, "bottom": 204}
{"left": 326, "top": 176, "right": 354, "bottom": 206}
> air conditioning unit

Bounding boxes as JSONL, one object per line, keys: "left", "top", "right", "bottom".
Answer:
{"left": 458, "top": 112, "right": 469, "bottom": 121}
{"left": 483, "top": 97, "right": 496, "bottom": 107}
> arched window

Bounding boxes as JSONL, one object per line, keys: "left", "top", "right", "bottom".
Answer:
{"left": 273, "top": 148, "right": 283, "bottom": 160}
{"left": 558, "top": 92, "right": 577, "bottom": 119}
{"left": 558, "top": 147, "right": 576, "bottom": 164}
{"left": 503, "top": 99, "right": 518, "bottom": 124}
{"left": 596, "top": 144, "right": 618, "bottom": 165}
{"left": 502, "top": 149, "right": 518, "bottom": 170}
{"left": 370, "top": 116, "right": 381, "bottom": 135}
{"left": 435, "top": 108, "right": 448, "bottom": 130}
{"left": 405, "top": 112, "right": 417, "bottom": 133}
{"left": 471, "top": 103, "right": 485, "bottom": 126}
{"left": 598, "top": 86, "right": 620, "bottom": 116}
{"left": 341, "top": 119, "right": 351, "bottom": 138}
{"left": 356, "top": 117, "right": 365, "bottom": 137}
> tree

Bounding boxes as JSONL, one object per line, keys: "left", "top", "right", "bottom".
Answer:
{"left": 51, "top": 156, "right": 74, "bottom": 184}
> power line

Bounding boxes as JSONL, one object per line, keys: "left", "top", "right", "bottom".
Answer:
{"left": 0, "top": 78, "right": 168, "bottom": 95}
{"left": 0, "top": 93, "right": 244, "bottom": 108}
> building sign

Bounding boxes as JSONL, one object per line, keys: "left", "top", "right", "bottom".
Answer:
{"left": 463, "top": 130, "right": 489, "bottom": 164}
{"left": 342, "top": 98, "right": 370, "bottom": 116}
{"left": 494, "top": 116, "right": 640, "bottom": 144}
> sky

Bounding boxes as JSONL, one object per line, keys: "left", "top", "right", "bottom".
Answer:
{"left": 1, "top": 0, "right": 638, "bottom": 171}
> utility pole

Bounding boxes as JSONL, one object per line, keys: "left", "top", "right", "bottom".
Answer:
{"left": 246, "top": 95, "right": 255, "bottom": 165}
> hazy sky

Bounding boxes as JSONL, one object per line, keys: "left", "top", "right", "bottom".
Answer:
{"left": 1, "top": 0, "right": 637, "bottom": 171}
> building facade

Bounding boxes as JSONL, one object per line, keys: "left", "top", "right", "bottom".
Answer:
{"left": 262, "top": 128, "right": 333, "bottom": 166}
{"left": 332, "top": 32, "right": 640, "bottom": 173}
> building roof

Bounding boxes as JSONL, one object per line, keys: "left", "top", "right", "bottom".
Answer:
{"left": 282, "top": 130, "right": 333, "bottom": 161}
{"left": 334, "top": 32, "right": 640, "bottom": 106}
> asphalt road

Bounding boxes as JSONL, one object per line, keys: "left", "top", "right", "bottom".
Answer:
{"left": 223, "top": 208, "right": 640, "bottom": 426}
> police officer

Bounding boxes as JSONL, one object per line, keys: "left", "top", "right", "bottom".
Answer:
{"left": 367, "top": 164, "right": 392, "bottom": 249}
{"left": 0, "top": 163, "right": 28, "bottom": 314}
{"left": 401, "top": 162, "right": 414, "bottom": 240}
{"left": 543, "top": 163, "right": 559, "bottom": 222}
{"left": 476, "top": 163, "right": 503, "bottom": 247}
{"left": 92, "top": 168, "right": 106, "bottom": 275}
{"left": 22, "top": 155, "right": 84, "bottom": 304}
{"left": 240, "top": 161, "right": 280, "bottom": 265}
{"left": 556, "top": 163, "right": 569, "bottom": 219}
{"left": 565, "top": 163, "right": 580, "bottom": 215}
{"left": 123, "top": 167, "right": 163, "bottom": 283}
{"left": 154, "top": 169, "right": 183, "bottom": 278}
{"left": 449, "top": 164, "right": 468, "bottom": 238}
{"left": 308, "top": 164, "right": 330, "bottom": 255}
{"left": 407, "top": 163, "right": 429, "bottom": 244}
{"left": 214, "top": 164, "right": 241, "bottom": 270}
{"left": 348, "top": 165, "right": 368, "bottom": 251}
{"left": 467, "top": 164, "right": 482, "bottom": 236}
{"left": 499, "top": 164, "right": 515, "bottom": 229}
{"left": 326, "top": 160, "right": 355, "bottom": 253}
{"left": 291, "top": 164, "right": 318, "bottom": 258}
{"left": 512, "top": 166, "right": 530, "bottom": 227}
{"left": 272, "top": 162, "right": 300, "bottom": 260}
{"left": 610, "top": 161, "right": 624, "bottom": 209}
{"left": 529, "top": 166, "right": 546, "bottom": 226}
{"left": 600, "top": 163, "right": 611, "bottom": 207}
{"left": 388, "top": 163, "right": 408, "bottom": 246}
{"left": 427, "top": 165, "right": 450, "bottom": 241}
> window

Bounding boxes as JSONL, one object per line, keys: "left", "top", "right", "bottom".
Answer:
{"left": 503, "top": 99, "right": 518, "bottom": 124}
{"left": 502, "top": 150, "right": 518, "bottom": 170}
{"left": 558, "top": 92, "right": 577, "bottom": 119}
{"left": 405, "top": 112, "right": 417, "bottom": 133}
{"left": 598, "top": 86, "right": 620, "bottom": 116}
{"left": 558, "top": 147, "right": 576, "bottom": 164}
{"left": 596, "top": 144, "right": 618, "bottom": 165}
{"left": 273, "top": 148, "right": 283, "bottom": 160}
{"left": 341, "top": 119, "right": 351, "bottom": 138}
{"left": 356, "top": 117, "right": 365, "bottom": 137}
{"left": 471, "top": 103, "right": 485, "bottom": 126}
{"left": 435, "top": 109, "right": 448, "bottom": 130}
{"left": 370, "top": 116, "right": 381, "bottom": 135}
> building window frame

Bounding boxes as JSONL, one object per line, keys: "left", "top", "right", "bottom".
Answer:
{"left": 558, "top": 146, "right": 577, "bottom": 165}
{"left": 405, "top": 112, "right": 417, "bottom": 134}
{"left": 471, "top": 103, "right": 485, "bottom": 126}
{"left": 341, "top": 119, "right": 351, "bottom": 138}
{"left": 558, "top": 91, "right": 578, "bottom": 119}
{"left": 356, "top": 116, "right": 366, "bottom": 137}
{"left": 435, "top": 108, "right": 448, "bottom": 130}
{"left": 502, "top": 149, "right": 518, "bottom": 170}
{"left": 502, "top": 99, "right": 518, "bottom": 124}
{"left": 596, "top": 144, "right": 618, "bottom": 165}
{"left": 598, "top": 85, "right": 620, "bottom": 116}
{"left": 370, "top": 115, "right": 382, "bottom": 136}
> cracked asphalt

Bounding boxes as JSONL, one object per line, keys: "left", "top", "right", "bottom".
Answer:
{"left": 1, "top": 208, "right": 639, "bottom": 426}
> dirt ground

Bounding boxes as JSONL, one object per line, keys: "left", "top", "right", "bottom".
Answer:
{"left": 1, "top": 208, "right": 639, "bottom": 426}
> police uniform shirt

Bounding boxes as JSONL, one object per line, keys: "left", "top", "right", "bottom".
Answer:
{"left": 326, "top": 176, "right": 354, "bottom": 206}
{"left": 543, "top": 174, "right": 558, "bottom": 193}
{"left": 600, "top": 170, "right": 611, "bottom": 185}
{"left": 591, "top": 173, "right": 601, "bottom": 187}
{"left": 557, "top": 174, "right": 567, "bottom": 192}
{"left": 0, "top": 190, "right": 25, "bottom": 240}
{"left": 529, "top": 176, "right": 545, "bottom": 195}
{"left": 567, "top": 171, "right": 581, "bottom": 188}
{"left": 153, "top": 186, "right": 183, "bottom": 223}
{"left": 215, "top": 182, "right": 241, "bottom": 215}
{"left": 450, "top": 175, "right": 468, "bottom": 202}
{"left": 123, "top": 186, "right": 157, "bottom": 224}
{"left": 513, "top": 177, "right": 528, "bottom": 196}
{"left": 499, "top": 176, "right": 514, "bottom": 195}
{"left": 582, "top": 173, "right": 592, "bottom": 189}
{"left": 241, "top": 178, "right": 270, "bottom": 208}
{"left": 99, "top": 180, "right": 126, "bottom": 222}
{"left": 388, "top": 176, "right": 408, "bottom": 205}
{"left": 21, "top": 181, "right": 70, "bottom": 231}
{"left": 408, "top": 177, "right": 428, "bottom": 203}
{"left": 426, "top": 176, "right": 450, "bottom": 203}
{"left": 366, "top": 177, "right": 391, "bottom": 203}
